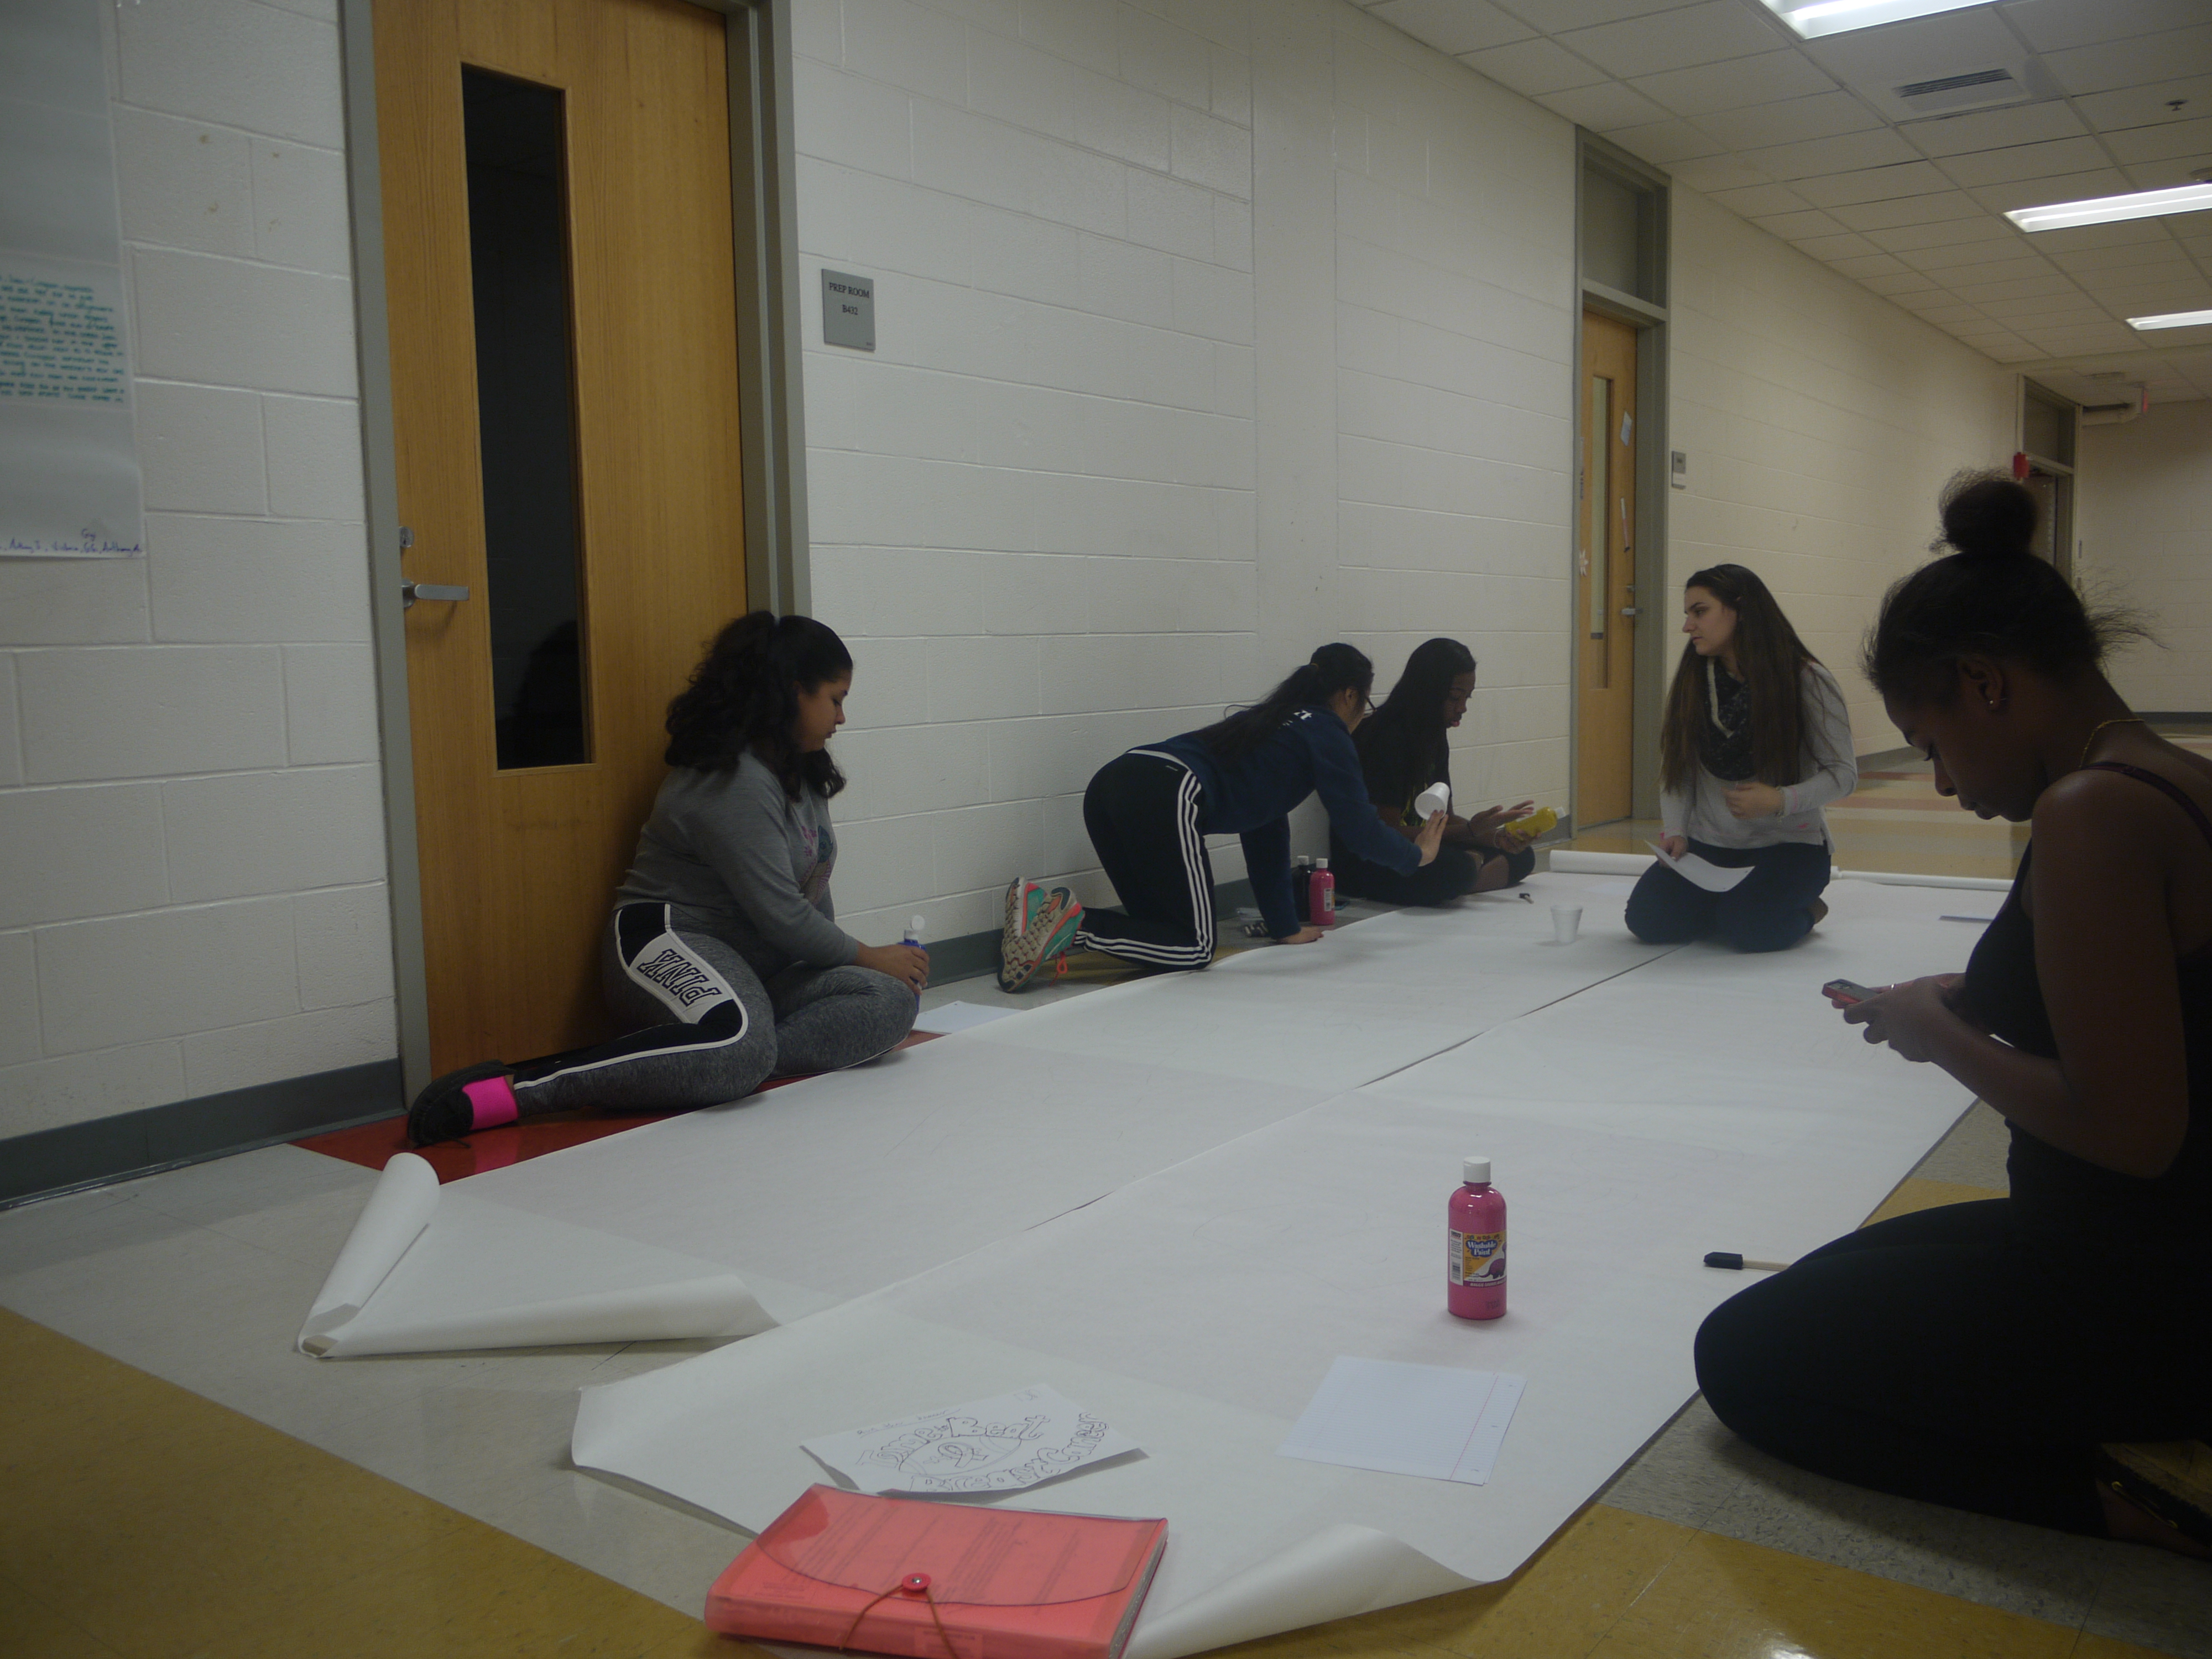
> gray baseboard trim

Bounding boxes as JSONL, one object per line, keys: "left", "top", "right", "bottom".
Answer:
{"left": 1, "top": 1059, "right": 405, "bottom": 1211}
{"left": 2140, "top": 712, "right": 2212, "bottom": 724}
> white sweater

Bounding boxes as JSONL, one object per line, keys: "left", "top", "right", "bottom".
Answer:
{"left": 1660, "top": 661, "right": 1857, "bottom": 850}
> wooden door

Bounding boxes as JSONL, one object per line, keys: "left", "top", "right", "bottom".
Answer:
{"left": 1576, "top": 310, "right": 1639, "bottom": 826}
{"left": 378, "top": 0, "right": 752, "bottom": 1073}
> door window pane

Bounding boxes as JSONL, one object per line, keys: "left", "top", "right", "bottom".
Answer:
{"left": 462, "top": 67, "right": 590, "bottom": 770}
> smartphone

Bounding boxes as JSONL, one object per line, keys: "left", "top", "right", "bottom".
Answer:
{"left": 1822, "top": 978, "right": 1874, "bottom": 1005}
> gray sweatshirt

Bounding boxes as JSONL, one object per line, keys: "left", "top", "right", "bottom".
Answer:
{"left": 615, "top": 753, "right": 856, "bottom": 979}
{"left": 1660, "top": 661, "right": 1857, "bottom": 850}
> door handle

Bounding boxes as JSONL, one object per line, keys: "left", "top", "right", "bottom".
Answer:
{"left": 1619, "top": 607, "right": 1640, "bottom": 618}
{"left": 402, "top": 581, "right": 471, "bottom": 608}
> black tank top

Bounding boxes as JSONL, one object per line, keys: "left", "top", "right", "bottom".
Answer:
{"left": 1958, "top": 762, "right": 2212, "bottom": 1253}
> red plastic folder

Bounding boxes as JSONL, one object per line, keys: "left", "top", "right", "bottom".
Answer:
{"left": 705, "top": 1485, "right": 1168, "bottom": 1659}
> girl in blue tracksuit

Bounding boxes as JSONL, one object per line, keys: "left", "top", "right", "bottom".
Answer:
{"left": 1049, "top": 644, "right": 1447, "bottom": 978}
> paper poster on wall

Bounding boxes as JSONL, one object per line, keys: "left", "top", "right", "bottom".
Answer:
{"left": 0, "top": 0, "right": 143, "bottom": 557}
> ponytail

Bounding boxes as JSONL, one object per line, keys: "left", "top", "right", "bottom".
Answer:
{"left": 664, "top": 611, "right": 853, "bottom": 799}
{"left": 1193, "top": 643, "right": 1374, "bottom": 761}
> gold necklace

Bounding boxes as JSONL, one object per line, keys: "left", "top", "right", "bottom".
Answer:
{"left": 2078, "top": 716, "right": 2147, "bottom": 768}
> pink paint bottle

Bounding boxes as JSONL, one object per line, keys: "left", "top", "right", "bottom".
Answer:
{"left": 1448, "top": 1156, "right": 1506, "bottom": 1320}
{"left": 1310, "top": 858, "right": 1336, "bottom": 928}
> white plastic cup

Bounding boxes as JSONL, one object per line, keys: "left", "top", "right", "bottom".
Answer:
{"left": 1551, "top": 904, "right": 1582, "bottom": 945}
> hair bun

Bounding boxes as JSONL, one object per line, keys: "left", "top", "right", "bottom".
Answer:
{"left": 1938, "top": 473, "right": 2037, "bottom": 560}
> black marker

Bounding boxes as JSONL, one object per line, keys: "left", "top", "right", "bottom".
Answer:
{"left": 1704, "top": 1251, "right": 1790, "bottom": 1271}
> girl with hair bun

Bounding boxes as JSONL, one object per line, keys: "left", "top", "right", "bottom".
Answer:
{"left": 998, "top": 643, "right": 1446, "bottom": 987}
{"left": 1626, "top": 563, "right": 1857, "bottom": 951}
{"left": 1697, "top": 473, "right": 2212, "bottom": 1557}
{"left": 406, "top": 612, "right": 924, "bottom": 1145}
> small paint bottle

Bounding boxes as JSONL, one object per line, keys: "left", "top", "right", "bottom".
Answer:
{"left": 1310, "top": 858, "right": 1335, "bottom": 928}
{"left": 1291, "top": 857, "right": 1313, "bottom": 923}
{"left": 902, "top": 915, "right": 925, "bottom": 997}
{"left": 1448, "top": 1156, "right": 1506, "bottom": 1320}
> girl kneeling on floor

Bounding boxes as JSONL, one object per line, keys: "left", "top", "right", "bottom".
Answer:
{"left": 1331, "top": 637, "right": 1538, "bottom": 906}
{"left": 1625, "top": 564, "right": 1855, "bottom": 952}
{"left": 1695, "top": 472, "right": 2211, "bottom": 1557}
{"left": 406, "top": 613, "right": 926, "bottom": 1146}
{"left": 998, "top": 643, "right": 1446, "bottom": 988}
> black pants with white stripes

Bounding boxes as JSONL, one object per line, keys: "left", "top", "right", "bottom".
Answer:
{"left": 1072, "top": 750, "right": 1218, "bottom": 969}
{"left": 501, "top": 902, "right": 915, "bottom": 1115}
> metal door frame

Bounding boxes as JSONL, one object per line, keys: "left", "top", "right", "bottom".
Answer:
{"left": 339, "top": 0, "right": 808, "bottom": 1100}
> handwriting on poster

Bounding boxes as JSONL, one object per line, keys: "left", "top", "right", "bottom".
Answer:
{"left": 0, "top": 274, "right": 127, "bottom": 406}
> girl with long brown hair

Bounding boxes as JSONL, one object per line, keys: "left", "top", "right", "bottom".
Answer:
{"left": 1624, "top": 564, "right": 1855, "bottom": 951}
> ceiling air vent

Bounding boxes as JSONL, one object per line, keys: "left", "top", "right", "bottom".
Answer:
{"left": 1868, "top": 60, "right": 2055, "bottom": 121}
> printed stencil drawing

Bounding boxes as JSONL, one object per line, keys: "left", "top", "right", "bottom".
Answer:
{"left": 803, "top": 1386, "right": 1140, "bottom": 1496}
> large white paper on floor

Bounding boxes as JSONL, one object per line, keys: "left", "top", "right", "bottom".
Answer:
{"left": 572, "top": 883, "right": 1975, "bottom": 1657}
{"left": 299, "top": 1153, "right": 768, "bottom": 1357}
{"left": 964, "top": 876, "right": 1678, "bottom": 1093}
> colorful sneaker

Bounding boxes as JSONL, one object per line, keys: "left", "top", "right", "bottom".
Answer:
{"left": 998, "top": 884, "right": 1084, "bottom": 992}
{"left": 406, "top": 1060, "right": 517, "bottom": 1147}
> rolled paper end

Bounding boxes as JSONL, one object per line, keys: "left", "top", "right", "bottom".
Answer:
{"left": 1703, "top": 1251, "right": 1745, "bottom": 1270}
{"left": 463, "top": 1073, "right": 519, "bottom": 1130}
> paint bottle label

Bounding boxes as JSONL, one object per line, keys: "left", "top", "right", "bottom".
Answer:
{"left": 1449, "top": 1230, "right": 1505, "bottom": 1287}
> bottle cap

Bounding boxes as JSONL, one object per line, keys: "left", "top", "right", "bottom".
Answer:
{"left": 1316, "top": 857, "right": 1329, "bottom": 869}
{"left": 1463, "top": 1156, "right": 1491, "bottom": 1185}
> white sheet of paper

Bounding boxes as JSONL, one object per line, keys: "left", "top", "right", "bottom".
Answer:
{"left": 802, "top": 1383, "right": 1139, "bottom": 1495}
{"left": 1646, "top": 841, "right": 1751, "bottom": 893}
{"left": 912, "top": 1000, "right": 1020, "bottom": 1035}
{"left": 1278, "top": 1358, "right": 1525, "bottom": 1486}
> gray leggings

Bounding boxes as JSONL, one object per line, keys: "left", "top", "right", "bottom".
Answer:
{"left": 504, "top": 901, "right": 916, "bottom": 1115}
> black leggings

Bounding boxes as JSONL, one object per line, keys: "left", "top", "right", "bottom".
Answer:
{"left": 1073, "top": 750, "right": 1218, "bottom": 968}
{"left": 1625, "top": 838, "right": 1829, "bottom": 952}
{"left": 1695, "top": 1198, "right": 2212, "bottom": 1535}
{"left": 1332, "top": 842, "right": 1535, "bottom": 905}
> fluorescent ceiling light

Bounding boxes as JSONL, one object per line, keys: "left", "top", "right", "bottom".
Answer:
{"left": 2130, "top": 309, "right": 2212, "bottom": 331}
{"left": 1758, "top": 0, "right": 1985, "bottom": 40}
{"left": 2007, "top": 182, "right": 2212, "bottom": 232}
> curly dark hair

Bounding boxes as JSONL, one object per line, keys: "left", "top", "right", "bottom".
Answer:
{"left": 663, "top": 611, "right": 853, "bottom": 800}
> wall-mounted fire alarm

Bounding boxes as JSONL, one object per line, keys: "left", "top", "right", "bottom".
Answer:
{"left": 1670, "top": 450, "right": 1688, "bottom": 491}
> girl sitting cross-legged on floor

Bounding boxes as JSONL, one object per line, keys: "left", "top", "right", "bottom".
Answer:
{"left": 1625, "top": 562, "right": 1857, "bottom": 953}
{"left": 405, "top": 612, "right": 925, "bottom": 1146}
{"left": 1330, "top": 636, "right": 1539, "bottom": 906}
{"left": 997, "top": 643, "right": 1447, "bottom": 989}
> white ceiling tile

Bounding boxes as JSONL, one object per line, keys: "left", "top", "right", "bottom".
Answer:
{"left": 2100, "top": 116, "right": 2212, "bottom": 164}
{"left": 2180, "top": 234, "right": 2212, "bottom": 258}
{"left": 2069, "top": 74, "right": 2212, "bottom": 134}
{"left": 2095, "top": 280, "right": 2212, "bottom": 311}
{"left": 2122, "top": 156, "right": 2212, "bottom": 189}
{"left": 1606, "top": 117, "right": 1728, "bottom": 164}
{"left": 1859, "top": 270, "right": 1945, "bottom": 295}
{"left": 1668, "top": 154, "right": 1780, "bottom": 192}
{"left": 1705, "top": 181, "right": 1814, "bottom": 216}
{"left": 1974, "top": 294, "right": 2106, "bottom": 321}
{"left": 2043, "top": 25, "right": 2212, "bottom": 99}
{"left": 1869, "top": 216, "right": 2022, "bottom": 252}
{"left": 2022, "top": 323, "right": 2159, "bottom": 353}
{"left": 2021, "top": 216, "right": 2190, "bottom": 253}
{"left": 1739, "top": 126, "right": 1919, "bottom": 180}
{"left": 1798, "top": 11, "right": 2027, "bottom": 88}
{"left": 2167, "top": 208, "right": 2212, "bottom": 236}
{"left": 1825, "top": 251, "right": 1910, "bottom": 277}
{"left": 1942, "top": 272, "right": 2081, "bottom": 301}
{"left": 2048, "top": 241, "right": 2193, "bottom": 275}
{"left": 1965, "top": 169, "right": 2135, "bottom": 212}
{"left": 1792, "top": 229, "right": 1882, "bottom": 259}
{"left": 1936, "top": 137, "right": 2119, "bottom": 188}
{"left": 1751, "top": 208, "right": 1848, "bottom": 239}
{"left": 2001, "top": 0, "right": 2212, "bottom": 56}
{"left": 1493, "top": 0, "right": 1703, "bottom": 29}
{"left": 1457, "top": 36, "right": 1610, "bottom": 97}
{"left": 1694, "top": 91, "right": 1886, "bottom": 152}
{"left": 1532, "top": 79, "right": 1671, "bottom": 129}
{"left": 1902, "top": 100, "right": 2089, "bottom": 159}
{"left": 1624, "top": 50, "right": 1834, "bottom": 118}
{"left": 1897, "top": 299, "right": 1987, "bottom": 322}
{"left": 1960, "top": 333, "right": 2046, "bottom": 363}
{"left": 1554, "top": 1, "right": 1781, "bottom": 80}
{"left": 1792, "top": 159, "right": 1955, "bottom": 206}
{"left": 1366, "top": 0, "right": 1535, "bottom": 57}
{"left": 1902, "top": 241, "right": 2051, "bottom": 274}
{"left": 1827, "top": 189, "right": 1985, "bottom": 229}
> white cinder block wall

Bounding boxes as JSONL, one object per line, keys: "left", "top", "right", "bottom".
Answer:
{"left": 794, "top": 0, "right": 1575, "bottom": 946}
{"left": 1667, "top": 189, "right": 2018, "bottom": 759}
{"left": 2081, "top": 401, "right": 2212, "bottom": 715}
{"left": 0, "top": 0, "right": 393, "bottom": 1143}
